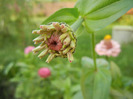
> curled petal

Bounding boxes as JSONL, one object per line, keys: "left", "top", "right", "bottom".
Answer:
{"left": 67, "top": 52, "right": 74, "bottom": 63}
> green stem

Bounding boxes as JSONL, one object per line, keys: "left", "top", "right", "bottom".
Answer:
{"left": 106, "top": 56, "right": 109, "bottom": 62}
{"left": 106, "top": 56, "right": 111, "bottom": 67}
{"left": 71, "top": 16, "right": 84, "bottom": 32}
{"left": 91, "top": 32, "right": 97, "bottom": 71}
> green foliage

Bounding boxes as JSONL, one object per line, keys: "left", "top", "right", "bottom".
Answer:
{"left": 42, "top": 8, "right": 79, "bottom": 25}
{"left": 75, "top": 24, "right": 87, "bottom": 37}
{"left": 41, "top": 0, "right": 133, "bottom": 34}
{"left": 81, "top": 57, "right": 109, "bottom": 68}
{"left": 0, "top": 0, "right": 37, "bottom": 99}
{"left": 110, "top": 61, "right": 122, "bottom": 80}
{"left": 110, "top": 88, "right": 133, "bottom": 99}
{"left": 9, "top": 53, "right": 81, "bottom": 99}
{"left": 80, "top": 57, "right": 111, "bottom": 99}
{"left": 72, "top": 91, "right": 83, "bottom": 99}
{"left": 0, "top": 0, "right": 36, "bottom": 46}
{"left": 75, "top": 0, "right": 133, "bottom": 32}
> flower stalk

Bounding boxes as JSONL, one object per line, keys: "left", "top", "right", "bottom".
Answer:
{"left": 71, "top": 17, "right": 84, "bottom": 32}
{"left": 92, "top": 32, "right": 97, "bottom": 71}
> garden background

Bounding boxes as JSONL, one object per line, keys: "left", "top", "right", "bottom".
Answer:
{"left": 0, "top": 0, "right": 133, "bottom": 99}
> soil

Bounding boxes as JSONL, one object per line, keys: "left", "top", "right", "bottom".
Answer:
{"left": 33, "top": 2, "right": 133, "bottom": 16}
{"left": 33, "top": 2, "right": 75, "bottom": 16}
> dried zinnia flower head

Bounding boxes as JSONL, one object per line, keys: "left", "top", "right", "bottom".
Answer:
{"left": 32, "top": 22, "right": 76, "bottom": 63}
{"left": 95, "top": 35, "right": 121, "bottom": 57}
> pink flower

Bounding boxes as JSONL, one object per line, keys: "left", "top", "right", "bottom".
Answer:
{"left": 24, "top": 46, "right": 35, "bottom": 54}
{"left": 38, "top": 68, "right": 51, "bottom": 78}
{"left": 95, "top": 35, "right": 121, "bottom": 57}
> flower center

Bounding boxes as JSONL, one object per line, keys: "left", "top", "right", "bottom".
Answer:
{"left": 51, "top": 41, "right": 57, "bottom": 45}
{"left": 47, "top": 35, "right": 62, "bottom": 51}
{"left": 104, "top": 41, "right": 113, "bottom": 49}
{"left": 104, "top": 35, "right": 111, "bottom": 40}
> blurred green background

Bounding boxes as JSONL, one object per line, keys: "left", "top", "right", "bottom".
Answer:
{"left": 0, "top": 0, "right": 133, "bottom": 99}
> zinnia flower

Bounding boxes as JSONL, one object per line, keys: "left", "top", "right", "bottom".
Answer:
{"left": 95, "top": 35, "right": 121, "bottom": 57}
{"left": 24, "top": 46, "right": 35, "bottom": 54}
{"left": 32, "top": 22, "right": 76, "bottom": 63}
{"left": 38, "top": 67, "right": 51, "bottom": 78}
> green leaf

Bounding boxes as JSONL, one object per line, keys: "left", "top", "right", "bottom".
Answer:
{"left": 64, "top": 78, "right": 71, "bottom": 99}
{"left": 110, "top": 61, "right": 122, "bottom": 80}
{"left": 110, "top": 88, "right": 133, "bottom": 99}
{"left": 75, "top": 0, "right": 133, "bottom": 31}
{"left": 81, "top": 57, "right": 94, "bottom": 68}
{"left": 81, "top": 57, "right": 109, "bottom": 68}
{"left": 110, "top": 88, "right": 125, "bottom": 99}
{"left": 75, "top": 0, "right": 119, "bottom": 15}
{"left": 71, "top": 85, "right": 81, "bottom": 93}
{"left": 81, "top": 66, "right": 111, "bottom": 99}
{"left": 72, "top": 91, "right": 83, "bottom": 99}
{"left": 42, "top": 8, "right": 79, "bottom": 25}
{"left": 81, "top": 57, "right": 111, "bottom": 99}
{"left": 96, "top": 58, "right": 109, "bottom": 68}
{"left": 4, "top": 62, "right": 14, "bottom": 75}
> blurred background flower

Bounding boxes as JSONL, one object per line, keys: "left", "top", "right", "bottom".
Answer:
{"left": 24, "top": 46, "right": 35, "bottom": 54}
{"left": 38, "top": 67, "right": 51, "bottom": 78}
{"left": 95, "top": 35, "right": 121, "bottom": 57}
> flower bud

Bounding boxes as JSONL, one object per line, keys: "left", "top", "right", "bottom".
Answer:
{"left": 32, "top": 45, "right": 46, "bottom": 53}
{"left": 46, "top": 54, "right": 55, "bottom": 63}
{"left": 47, "top": 26, "right": 55, "bottom": 31}
{"left": 34, "top": 41, "right": 39, "bottom": 44}
{"left": 40, "top": 25, "right": 48, "bottom": 31}
{"left": 37, "top": 29, "right": 48, "bottom": 34}
{"left": 40, "top": 41, "right": 45, "bottom": 46}
{"left": 32, "top": 30, "right": 38, "bottom": 34}
{"left": 63, "top": 36, "right": 71, "bottom": 46}
{"left": 60, "top": 24, "right": 65, "bottom": 29}
{"left": 33, "top": 35, "right": 44, "bottom": 42}
{"left": 38, "top": 67, "right": 51, "bottom": 78}
{"left": 70, "top": 40, "right": 75, "bottom": 48}
{"left": 61, "top": 25, "right": 68, "bottom": 32}
{"left": 38, "top": 48, "right": 48, "bottom": 59}
{"left": 52, "top": 22, "right": 61, "bottom": 31}
{"left": 59, "top": 33, "right": 68, "bottom": 41}
{"left": 69, "top": 32, "right": 74, "bottom": 39}
{"left": 32, "top": 22, "right": 77, "bottom": 63}
{"left": 67, "top": 52, "right": 74, "bottom": 62}
{"left": 63, "top": 47, "right": 71, "bottom": 54}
